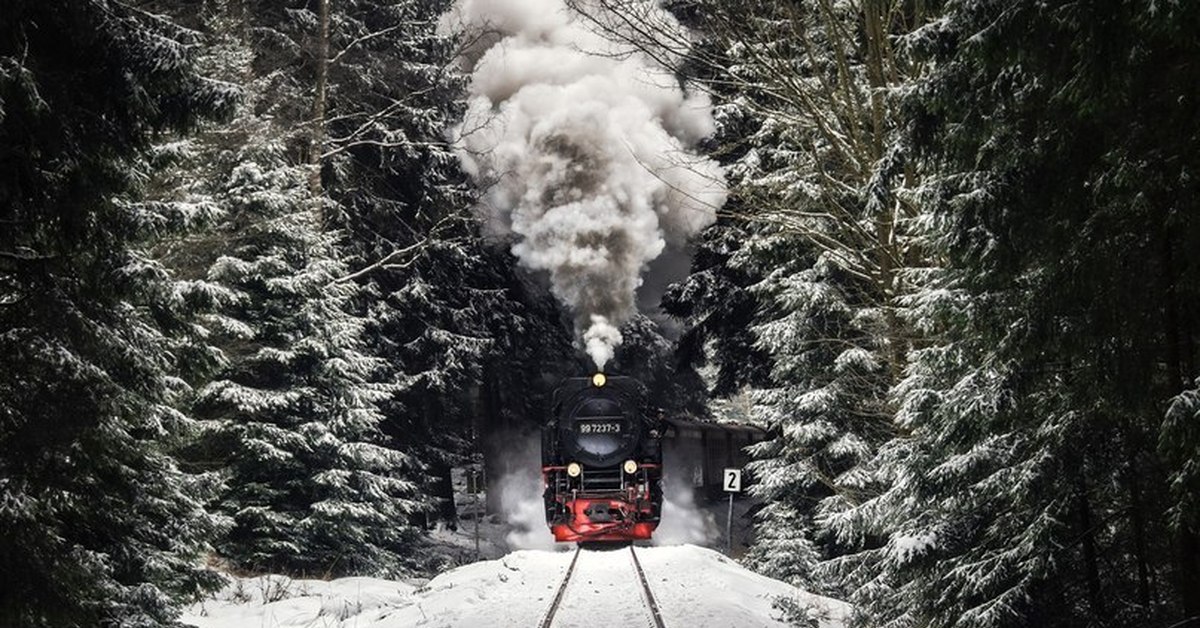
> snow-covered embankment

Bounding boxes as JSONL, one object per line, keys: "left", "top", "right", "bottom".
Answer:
{"left": 183, "top": 544, "right": 849, "bottom": 628}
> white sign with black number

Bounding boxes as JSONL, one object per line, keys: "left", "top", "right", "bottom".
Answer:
{"left": 723, "top": 468, "right": 742, "bottom": 493}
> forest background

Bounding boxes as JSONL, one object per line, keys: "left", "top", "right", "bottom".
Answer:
{"left": 1, "top": 1, "right": 1198, "bottom": 627}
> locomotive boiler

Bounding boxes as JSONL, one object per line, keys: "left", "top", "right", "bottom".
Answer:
{"left": 541, "top": 373, "right": 663, "bottom": 542}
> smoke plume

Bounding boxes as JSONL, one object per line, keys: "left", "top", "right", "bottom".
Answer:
{"left": 445, "top": 0, "right": 726, "bottom": 370}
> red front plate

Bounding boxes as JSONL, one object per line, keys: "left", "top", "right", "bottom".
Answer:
{"left": 549, "top": 496, "right": 658, "bottom": 542}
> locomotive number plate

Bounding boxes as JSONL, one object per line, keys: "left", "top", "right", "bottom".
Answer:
{"left": 578, "top": 421, "right": 622, "bottom": 435}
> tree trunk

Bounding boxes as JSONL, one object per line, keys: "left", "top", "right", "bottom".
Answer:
{"left": 424, "top": 395, "right": 458, "bottom": 530}
{"left": 863, "top": 0, "right": 906, "bottom": 383}
{"left": 309, "top": 0, "right": 330, "bottom": 209}
{"left": 1122, "top": 417, "right": 1153, "bottom": 608}
{"left": 1130, "top": 475, "right": 1153, "bottom": 609}
{"left": 1075, "top": 470, "right": 1105, "bottom": 620}
{"left": 481, "top": 362, "right": 506, "bottom": 514}
{"left": 1161, "top": 227, "right": 1200, "bottom": 621}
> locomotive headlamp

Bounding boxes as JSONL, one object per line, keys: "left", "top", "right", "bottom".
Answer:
{"left": 591, "top": 373, "right": 607, "bottom": 387}
{"left": 623, "top": 459, "right": 638, "bottom": 474}
{"left": 566, "top": 462, "right": 582, "bottom": 477}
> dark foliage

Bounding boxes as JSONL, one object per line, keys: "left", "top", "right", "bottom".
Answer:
{"left": 0, "top": 1, "right": 236, "bottom": 624}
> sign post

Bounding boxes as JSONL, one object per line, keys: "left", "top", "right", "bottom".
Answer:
{"left": 723, "top": 468, "right": 742, "bottom": 556}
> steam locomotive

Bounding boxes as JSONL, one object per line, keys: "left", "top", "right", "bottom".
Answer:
{"left": 541, "top": 373, "right": 663, "bottom": 542}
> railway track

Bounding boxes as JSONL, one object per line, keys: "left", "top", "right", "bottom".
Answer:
{"left": 539, "top": 545, "right": 666, "bottom": 628}
{"left": 628, "top": 544, "right": 666, "bottom": 628}
{"left": 538, "top": 546, "right": 582, "bottom": 628}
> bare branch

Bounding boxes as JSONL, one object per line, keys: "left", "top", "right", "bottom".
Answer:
{"left": 333, "top": 215, "right": 459, "bottom": 284}
{"left": 329, "top": 24, "right": 406, "bottom": 65}
{"left": 321, "top": 138, "right": 445, "bottom": 160}
{"left": 0, "top": 251, "right": 57, "bottom": 262}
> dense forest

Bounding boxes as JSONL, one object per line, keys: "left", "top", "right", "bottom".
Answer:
{"left": 1, "top": 0, "right": 1197, "bottom": 627}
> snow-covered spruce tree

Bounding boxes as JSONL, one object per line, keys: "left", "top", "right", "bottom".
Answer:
{"left": 739, "top": 237, "right": 895, "bottom": 592}
{"left": 843, "top": 1, "right": 1200, "bottom": 626}
{"left": 177, "top": 0, "right": 578, "bottom": 537}
{"left": 661, "top": 0, "right": 926, "bottom": 596}
{"left": 291, "top": 0, "right": 585, "bottom": 528}
{"left": 141, "top": 1, "right": 428, "bottom": 576}
{"left": 317, "top": 0, "right": 492, "bottom": 528}
{"left": 196, "top": 162, "right": 418, "bottom": 575}
{"left": 1164, "top": 381, "right": 1200, "bottom": 552}
{"left": 0, "top": 1, "right": 237, "bottom": 625}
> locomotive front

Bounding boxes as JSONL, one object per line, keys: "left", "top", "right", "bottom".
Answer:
{"left": 541, "top": 373, "right": 663, "bottom": 542}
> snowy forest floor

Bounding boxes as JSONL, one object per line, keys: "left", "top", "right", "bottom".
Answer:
{"left": 181, "top": 545, "right": 850, "bottom": 628}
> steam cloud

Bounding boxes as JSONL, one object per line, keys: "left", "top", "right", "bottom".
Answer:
{"left": 499, "top": 469, "right": 557, "bottom": 550}
{"left": 445, "top": 0, "right": 726, "bottom": 370}
{"left": 654, "top": 455, "right": 718, "bottom": 546}
{"left": 652, "top": 489, "right": 718, "bottom": 547}
{"left": 490, "top": 429, "right": 557, "bottom": 550}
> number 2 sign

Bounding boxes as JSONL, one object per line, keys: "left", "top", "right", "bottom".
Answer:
{"left": 723, "top": 468, "right": 742, "bottom": 493}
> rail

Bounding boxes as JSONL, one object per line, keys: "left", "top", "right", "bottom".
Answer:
{"left": 538, "top": 546, "right": 581, "bottom": 628}
{"left": 538, "top": 545, "right": 666, "bottom": 628}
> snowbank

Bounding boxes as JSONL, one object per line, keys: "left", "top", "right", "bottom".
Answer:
{"left": 182, "top": 545, "right": 850, "bottom": 628}
{"left": 183, "top": 575, "right": 417, "bottom": 627}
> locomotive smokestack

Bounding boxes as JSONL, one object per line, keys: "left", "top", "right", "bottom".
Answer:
{"left": 444, "top": 0, "right": 726, "bottom": 370}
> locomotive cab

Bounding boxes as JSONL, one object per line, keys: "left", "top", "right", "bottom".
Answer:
{"left": 541, "top": 373, "right": 663, "bottom": 543}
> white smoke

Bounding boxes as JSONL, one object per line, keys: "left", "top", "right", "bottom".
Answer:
{"left": 582, "top": 314, "right": 622, "bottom": 371}
{"left": 445, "top": 0, "right": 726, "bottom": 370}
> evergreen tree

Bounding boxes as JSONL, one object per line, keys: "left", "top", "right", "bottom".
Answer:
{"left": 838, "top": 1, "right": 1200, "bottom": 626}
{"left": 0, "top": 1, "right": 236, "bottom": 624}
{"left": 198, "top": 156, "right": 419, "bottom": 575}
{"left": 663, "top": 221, "right": 774, "bottom": 399}
{"left": 741, "top": 236, "right": 894, "bottom": 591}
{"left": 661, "top": 0, "right": 926, "bottom": 595}
{"left": 308, "top": 0, "right": 582, "bottom": 525}
{"left": 141, "top": 0, "right": 429, "bottom": 576}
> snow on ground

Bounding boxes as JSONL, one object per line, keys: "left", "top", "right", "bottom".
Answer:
{"left": 549, "top": 547, "right": 658, "bottom": 627}
{"left": 183, "top": 576, "right": 418, "bottom": 628}
{"left": 182, "top": 544, "right": 850, "bottom": 628}
{"left": 637, "top": 545, "right": 849, "bottom": 628}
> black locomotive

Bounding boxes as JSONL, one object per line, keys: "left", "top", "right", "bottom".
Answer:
{"left": 541, "top": 373, "right": 663, "bottom": 542}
